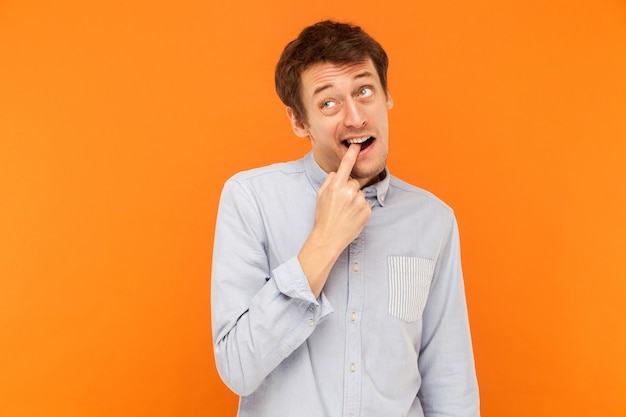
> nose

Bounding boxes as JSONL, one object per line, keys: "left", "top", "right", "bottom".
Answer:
{"left": 343, "top": 98, "right": 367, "bottom": 128}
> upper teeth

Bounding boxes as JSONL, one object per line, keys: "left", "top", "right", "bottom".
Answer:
{"left": 346, "top": 137, "right": 370, "bottom": 144}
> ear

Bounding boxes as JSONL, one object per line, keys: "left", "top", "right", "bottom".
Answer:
{"left": 286, "top": 107, "right": 309, "bottom": 138}
{"left": 386, "top": 91, "right": 394, "bottom": 110}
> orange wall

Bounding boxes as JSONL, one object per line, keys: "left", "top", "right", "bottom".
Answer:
{"left": 1, "top": 1, "right": 625, "bottom": 416}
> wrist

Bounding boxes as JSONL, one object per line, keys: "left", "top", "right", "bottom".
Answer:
{"left": 298, "top": 230, "right": 343, "bottom": 297}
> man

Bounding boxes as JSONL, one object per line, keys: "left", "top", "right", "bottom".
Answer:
{"left": 211, "top": 20, "right": 480, "bottom": 416}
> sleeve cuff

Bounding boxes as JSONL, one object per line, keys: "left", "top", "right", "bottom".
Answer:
{"left": 272, "top": 256, "right": 334, "bottom": 321}
{"left": 273, "top": 256, "right": 317, "bottom": 304}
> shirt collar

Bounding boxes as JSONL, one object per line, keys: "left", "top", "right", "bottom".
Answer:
{"left": 304, "top": 151, "right": 389, "bottom": 207}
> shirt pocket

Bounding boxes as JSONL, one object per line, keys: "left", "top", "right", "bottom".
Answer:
{"left": 388, "top": 256, "right": 435, "bottom": 322}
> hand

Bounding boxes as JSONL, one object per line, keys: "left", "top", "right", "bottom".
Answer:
{"left": 298, "top": 144, "right": 371, "bottom": 297}
{"left": 314, "top": 143, "right": 371, "bottom": 251}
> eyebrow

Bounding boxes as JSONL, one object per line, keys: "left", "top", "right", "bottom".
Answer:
{"left": 312, "top": 70, "right": 375, "bottom": 96}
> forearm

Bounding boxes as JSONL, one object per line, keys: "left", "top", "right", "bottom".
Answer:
{"left": 212, "top": 255, "right": 332, "bottom": 396}
{"left": 418, "top": 283, "right": 479, "bottom": 417}
{"left": 297, "top": 228, "right": 345, "bottom": 298}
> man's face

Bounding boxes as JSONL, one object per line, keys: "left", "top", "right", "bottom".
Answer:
{"left": 288, "top": 59, "right": 393, "bottom": 188}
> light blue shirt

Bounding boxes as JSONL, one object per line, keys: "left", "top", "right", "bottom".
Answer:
{"left": 211, "top": 152, "right": 480, "bottom": 417}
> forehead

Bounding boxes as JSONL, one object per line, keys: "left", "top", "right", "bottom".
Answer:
{"left": 300, "top": 59, "right": 379, "bottom": 96}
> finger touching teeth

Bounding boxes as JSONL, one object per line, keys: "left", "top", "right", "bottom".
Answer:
{"left": 342, "top": 136, "right": 374, "bottom": 150}
{"left": 345, "top": 136, "right": 371, "bottom": 144}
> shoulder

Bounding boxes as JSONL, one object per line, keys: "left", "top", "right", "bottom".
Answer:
{"left": 226, "top": 158, "right": 306, "bottom": 185}
{"left": 216, "top": 157, "right": 314, "bottom": 226}
{"left": 219, "top": 158, "right": 310, "bottom": 203}
{"left": 387, "top": 175, "right": 454, "bottom": 217}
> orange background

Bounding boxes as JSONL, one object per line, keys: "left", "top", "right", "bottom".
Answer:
{"left": 1, "top": 0, "right": 625, "bottom": 416}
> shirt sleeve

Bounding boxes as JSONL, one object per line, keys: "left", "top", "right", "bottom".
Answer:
{"left": 211, "top": 178, "right": 333, "bottom": 396}
{"left": 417, "top": 215, "right": 481, "bottom": 416}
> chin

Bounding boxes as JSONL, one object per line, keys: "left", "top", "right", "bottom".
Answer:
{"left": 353, "top": 162, "right": 386, "bottom": 183}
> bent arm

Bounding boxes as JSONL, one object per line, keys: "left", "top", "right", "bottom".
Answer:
{"left": 211, "top": 179, "right": 332, "bottom": 396}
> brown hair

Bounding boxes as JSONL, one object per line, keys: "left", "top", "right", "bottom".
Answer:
{"left": 275, "top": 20, "right": 389, "bottom": 123}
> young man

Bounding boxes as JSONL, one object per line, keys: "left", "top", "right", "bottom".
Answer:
{"left": 212, "top": 20, "right": 480, "bottom": 417}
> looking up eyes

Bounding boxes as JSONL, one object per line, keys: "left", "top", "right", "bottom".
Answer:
{"left": 359, "top": 87, "right": 373, "bottom": 98}
{"left": 317, "top": 85, "right": 375, "bottom": 114}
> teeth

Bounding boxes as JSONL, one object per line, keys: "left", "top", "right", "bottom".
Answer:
{"left": 346, "top": 136, "right": 371, "bottom": 144}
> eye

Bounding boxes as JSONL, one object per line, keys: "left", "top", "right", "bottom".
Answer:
{"left": 358, "top": 87, "right": 373, "bottom": 98}
{"left": 321, "top": 100, "right": 337, "bottom": 109}
{"left": 319, "top": 99, "right": 340, "bottom": 114}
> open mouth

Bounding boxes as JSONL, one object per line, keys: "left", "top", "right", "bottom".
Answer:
{"left": 342, "top": 136, "right": 375, "bottom": 150}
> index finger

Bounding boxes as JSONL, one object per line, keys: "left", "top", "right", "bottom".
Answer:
{"left": 335, "top": 143, "right": 361, "bottom": 181}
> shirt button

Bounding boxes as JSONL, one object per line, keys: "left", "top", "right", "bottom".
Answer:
{"left": 349, "top": 363, "right": 357, "bottom": 372}
{"left": 350, "top": 312, "right": 357, "bottom": 321}
{"left": 352, "top": 263, "right": 360, "bottom": 272}
{"left": 307, "top": 319, "right": 315, "bottom": 327}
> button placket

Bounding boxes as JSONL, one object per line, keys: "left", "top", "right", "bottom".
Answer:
{"left": 343, "top": 234, "right": 364, "bottom": 417}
